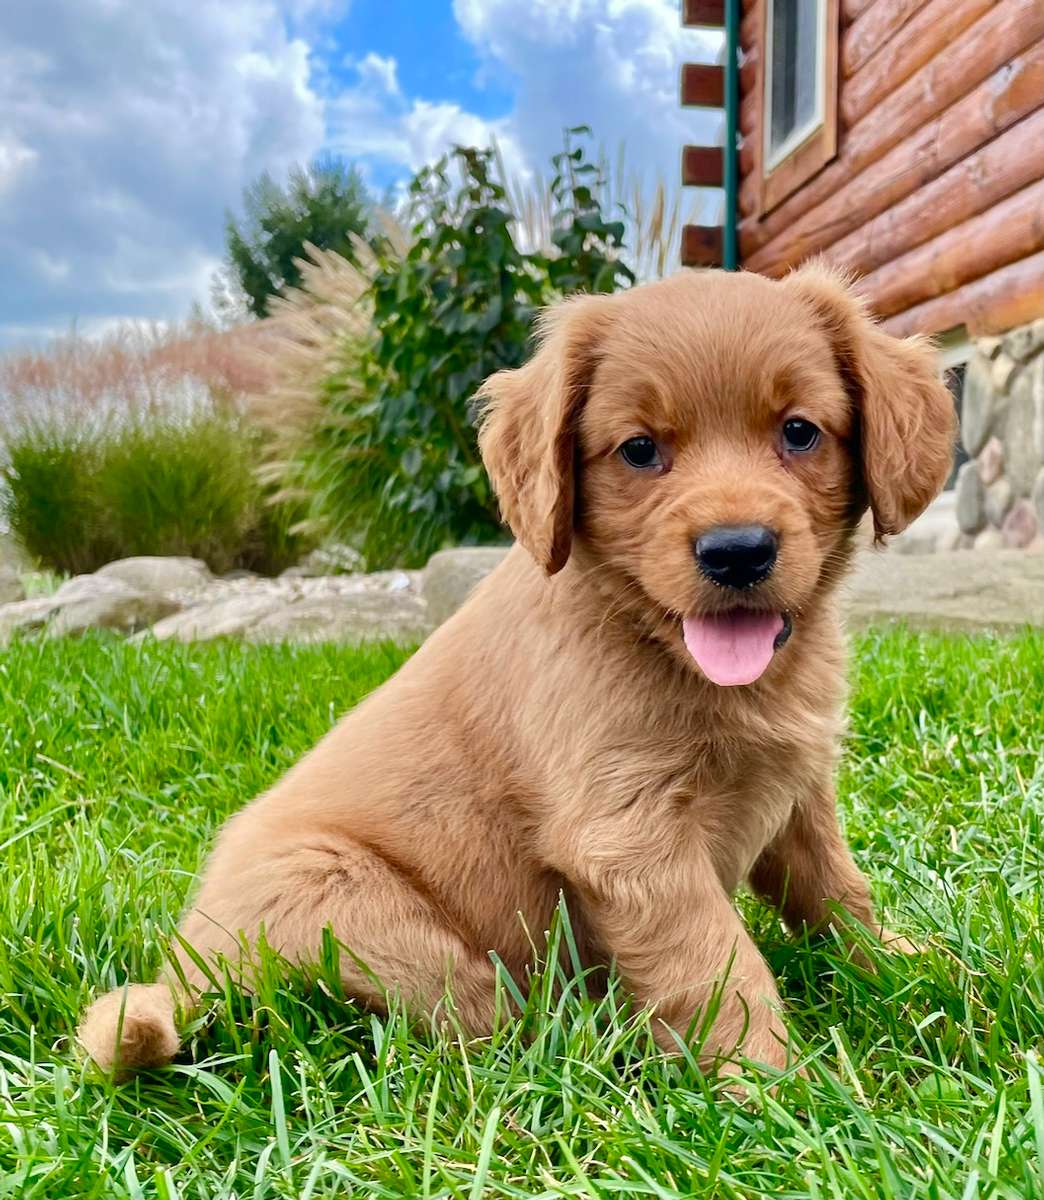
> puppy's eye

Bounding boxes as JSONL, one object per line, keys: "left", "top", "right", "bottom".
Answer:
{"left": 782, "top": 418, "right": 821, "bottom": 453}
{"left": 619, "top": 436, "right": 663, "bottom": 470}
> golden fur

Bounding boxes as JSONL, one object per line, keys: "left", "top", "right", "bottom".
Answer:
{"left": 79, "top": 265, "right": 956, "bottom": 1079}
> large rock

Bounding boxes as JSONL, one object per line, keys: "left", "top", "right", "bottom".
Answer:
{"left": 984, "top": 478, "right": 1014, "bottom": 528}
{"left": 954, "top": 460, "right": 985, "bottom": 534}
{"left": 422, "top": 547, "right": 511, "bottom": 626}
{"left": 845, "top": 549, "right": 1044, "bottom": 632}
{"left": 888, "top": 491, "right": 959, "bottom": 555}
{"left": 960, "top": 355, "right": 1003, "bottom": 457}
{"left": 95, "top": 556, "right": 211, "bottom": 593}
{"left": 47, "top": 575, "right": 180, "bottom": 637}
{"left": 1002, "top": 499, "right": 1038, "bottom": 549}
{"left": 1003, "top": 320, "right": 1044, "bottom": 363}
{"left": 0, "top": 597, "right": 60, "bottom": 643}
{"left": 1033, "top": 467, "right": 1044, "bottom": 535}
{"left": 1004, "top": 368, "right": 1044, "bottom": 497}
{"left": 0, "top": 564, "right": 25, "bottom": 604}
{"left": 977, "top": 436, "right": 1004, "bottom": 486}
{"left": 248, "top": 593, "right": 432, "bottom": 645}
{"left": 149, "top": 594, "right": 288, "bottom": 642}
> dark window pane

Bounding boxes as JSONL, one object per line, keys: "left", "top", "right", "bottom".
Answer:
{"left": 769, "top": 0, "right": 820, "bottom": 157}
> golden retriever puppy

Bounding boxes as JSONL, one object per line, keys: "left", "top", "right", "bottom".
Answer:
{"left": 79, "top": 265, "right": 955, "bottom": 1079}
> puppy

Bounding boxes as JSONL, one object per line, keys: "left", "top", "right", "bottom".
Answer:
{"left": 79, "top": 265, "right": 955, "bottom": 1079}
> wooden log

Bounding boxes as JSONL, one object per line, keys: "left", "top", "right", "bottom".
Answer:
{"left": 739, "top": 0, "right": 1044, "bottom": 237}
{"left": 842, "top": 0, "right": 876, "bottom": 23}
{"left": 739, "top": 133, "right": 754, "bottom": 179}
{"left": 882, "top": 252, "right": 1044, "bottom": 338}
{"left": 740, "top": 4, "right": 758, "bottom": 49}
{"left": 830, "top": 87, "right": 1044, "bottom": 277}
{"left": 841, "top": 0, "right": 995, "bottom": 129}
{"left": 681, "top": 63, "right": 725, "bottom": 107}
{"left": 841, "top": 0, "right": 922, "bottom": 78}
{"left": 682, "top": 146, "right": 724, "bottom": 188}
{"left": 858, "top": 180, "right": 1044, "bottom": 319}
{"left": 739, "top": 40, "right": 758, "bottom": 95}
{"left": 683, "top": 0, "right": 725, "bottom": 26}
{"left": 682, "top": 225, "right": 724, "bottom": 267}
{"left": 740, "top": 88, "right": 756, "bottom": 135}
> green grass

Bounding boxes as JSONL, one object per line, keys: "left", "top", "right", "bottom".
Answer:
{"left": 2, "top": 629, "right": 1043, "bottom": 1198}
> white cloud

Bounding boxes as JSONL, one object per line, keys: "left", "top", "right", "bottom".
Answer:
{"left": 0, "top": 0, "right": 328, "bottom": 347}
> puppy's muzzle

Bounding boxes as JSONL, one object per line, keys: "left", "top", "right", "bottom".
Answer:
{"left": 694, "top": 524, "right": 778, "bottom": 590}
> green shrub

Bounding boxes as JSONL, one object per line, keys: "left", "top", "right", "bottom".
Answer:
{"left": 288, "top": 129, "right": 634, "bottom": 569}
{"left": 1, "top": 409, "right": 308, "bottom": 577}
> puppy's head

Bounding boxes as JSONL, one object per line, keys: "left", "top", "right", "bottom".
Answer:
{"left": 477, "top": 265, "right": 955, "bottom": 686}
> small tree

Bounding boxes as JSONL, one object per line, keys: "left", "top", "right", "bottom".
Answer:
{"left": 224, "top": 158, "right": 376, "bottom": 318}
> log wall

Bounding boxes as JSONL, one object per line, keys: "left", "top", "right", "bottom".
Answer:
{"left": 739, "top": 0, "right": 1044, "bottom": 336}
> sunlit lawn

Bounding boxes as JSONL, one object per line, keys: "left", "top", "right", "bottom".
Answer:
{"left": 2, "top": 630, "right": 1043, "bottom": 1198}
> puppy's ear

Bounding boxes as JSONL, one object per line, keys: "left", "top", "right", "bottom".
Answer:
{"left": 476, "top": 294, "right": 615, "bottom": 574}
{"left": 785, "top": 263, "right": 956, "bottom": 539}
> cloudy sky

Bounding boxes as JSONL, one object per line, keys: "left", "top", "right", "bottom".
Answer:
{"left": 0, "top": 0, "right": 718, "bottom": 348}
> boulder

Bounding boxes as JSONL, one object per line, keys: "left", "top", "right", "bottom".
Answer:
{"left": 1001, "top": 499, "right": 1039, "bottom": 549}
{"left": 95, "top": 556, "right": 211, "bottom": 593}
{"left": 960, "top": 355, "right": 1004, "bottom": 457}
{"left": 247, "top": 593, "right": 432, "bottom": 645}
{"left": 954, "top": 461, "right": 985, "bottom": 534}
{"left": 149, "top": 594, "right": 287, "bottom": 642}
{"left": 47, "top": 576, "right": 180, "bottom": 637}
{"left": 1003, "top": 368, "right": 1044, "bottom": 497}
{"left": 0, "top": 564, "right": 25, "bottom": 604}
{"left": 1033, "top": 467, "right": 1044, "bottom": 534}
{"left": 845, "top": 549, "right": 1044, "bottom": 632}
{"left": 422, "top": 547, "right": 512, "bottom": 627}
{"left": 976, "top": 436, "right": 1004, "bottom": 486}
{"left": 0, "top": 597, "right": 60, "bottom": 643}
{"left": 1003, "top": 321, "right": 1044, "bottom": 363}
{"left": 984, "top": 478, "right": 1013, "bottom": 528}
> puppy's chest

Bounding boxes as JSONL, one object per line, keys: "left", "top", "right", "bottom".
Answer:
{"left": 647, "top": 745, "right": 801, "bottom": 891}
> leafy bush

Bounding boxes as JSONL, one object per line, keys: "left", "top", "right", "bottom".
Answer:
{"left": 0, "top": 324, "right": 308, "bottom": 576}
{"left": 257, "top": 129, "right": 635, "bottom": 569}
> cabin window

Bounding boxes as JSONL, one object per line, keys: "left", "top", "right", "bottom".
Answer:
{"left": 758, "top": 0, "right": 839, "bottom": 213}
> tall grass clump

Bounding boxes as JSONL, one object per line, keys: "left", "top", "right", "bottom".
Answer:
{"left": 0, "top": 323, "right": 309, "bottom": 576}
{"left": 248, "top": 129, "right": 642, "bottom": 569}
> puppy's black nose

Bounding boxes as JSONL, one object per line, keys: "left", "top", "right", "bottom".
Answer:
{"left": 695, "top": 524, "right": 778, "bottom": 589}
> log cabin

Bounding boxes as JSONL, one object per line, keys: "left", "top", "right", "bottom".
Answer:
{"left": 681, "top": 0, "right": 1044, "bottom": 549}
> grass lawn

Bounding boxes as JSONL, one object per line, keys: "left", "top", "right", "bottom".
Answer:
{"left": 2, "top": 630, "right": 1044, "bottom": 1198}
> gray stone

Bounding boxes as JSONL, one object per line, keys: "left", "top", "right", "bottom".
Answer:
{"left": 247, "top": 593, "right": 432, "bottom": 645}
{"left": 845, "top": 549, "right": 1044, "bottom": 632}
{"left": 984, "top": 478, "right": 1014, "bottom": 527}
{"left": 48, "top": 576, "right": 180, "bottom": 637}
{"left": 975, "top": 335, "right": 1003, "bottom": 360}
{"left": 280, "top": 544, "right": 365, "bottom": 578}
{"left": 0, "top": 564, "right": 25, "bottom": 604}
{"left": 960, "top": 355, "right": 1004, "bottom": 456}
{"left": 1003, "top": 322, "right": 1043, "bottom": 363}
{"left": 1033, "top": 467, "right": 1044, "bottom": 535}
{"left": 1031, "top": 356, "right": 1044, "bottom": 461}
{"left": 977, "top": 436, "right": 1004, "bottom": 486}
{"left": 1002, "top": 499, "right": 1038, "bottom": 549}
{"left": 991, "top": 353, "right": 1019, "bottom": 392}
{"left": 1004, "top": 368, "right": 1044, "bottom": 497}
{"left": 0, "top": 596, "right": 60, "bottom": 642}
{"left": 422, "top": 546, "right": 512, "bottom": 627}
{"left": 149, "top": 594, "right": 287, "bottom": 642}
{"left": 888, "top": 491, "right": 958, "bottom": 555}
{"left": 975, "top": 527, "right": 1005, "bottom": 551}
{"left": 955, "top": 460, "right": 985, "bottom": 534}
{"left": 95, "top": 556, "right": 211, "bottom": 593}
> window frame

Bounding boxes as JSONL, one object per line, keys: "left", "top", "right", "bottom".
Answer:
{"left": 756, "top": 0, "right": 840, "bottom": 215}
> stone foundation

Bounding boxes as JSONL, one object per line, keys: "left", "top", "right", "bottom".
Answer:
{"left": 955, "top": 317, "right": 1044, "bottom": 550}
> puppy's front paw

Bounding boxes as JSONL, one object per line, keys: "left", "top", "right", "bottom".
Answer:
{"left": 878, "top": 929, "right": 924, "bottom": 956}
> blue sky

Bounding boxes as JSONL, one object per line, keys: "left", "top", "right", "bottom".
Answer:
{"left": 0, "top": 0, "right": 719, "bottom": 346}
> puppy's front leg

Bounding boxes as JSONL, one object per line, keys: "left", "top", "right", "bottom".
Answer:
{"left": 750, "top": 783, "right": 915, "bottom": 952}
{"left": 549, "top": 814, "right": 791, "bottom": 1071}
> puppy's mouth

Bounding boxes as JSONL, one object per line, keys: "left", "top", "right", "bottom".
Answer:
{"left": 681, "top": 609, "right": 792, "bottom": 687}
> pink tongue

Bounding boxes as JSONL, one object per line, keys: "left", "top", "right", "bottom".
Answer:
{"left": 682, "top": 610, "right": 785, "bottom": 686}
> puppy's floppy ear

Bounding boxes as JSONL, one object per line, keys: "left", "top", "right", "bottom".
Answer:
{"left": 476, "top": 293, "right": 615, "bottom": 574}
{"left": 785, "top": 263, "right": 956, "bottom": 539}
